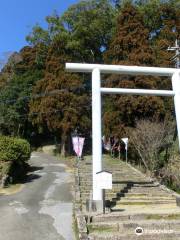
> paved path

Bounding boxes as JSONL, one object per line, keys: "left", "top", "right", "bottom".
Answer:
{"left": 0, "top": 152, "right": 75, "bottom": 240}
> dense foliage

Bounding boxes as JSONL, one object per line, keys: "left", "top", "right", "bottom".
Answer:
{"left": 0, "top": 136, "right": 31, "bottom": 186}
{"left": 0, "top": 136, "right": 31, "bottom": 163}
{"left": 0, "top": 0, "right": 179, "bottom": 159}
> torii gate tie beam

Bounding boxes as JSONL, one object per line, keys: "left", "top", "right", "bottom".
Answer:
{"left": 66, "top": 63, "right": 180, "bottom": 202}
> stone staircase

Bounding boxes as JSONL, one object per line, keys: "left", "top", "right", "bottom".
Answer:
{"left": 77, "top": 155, "right": 180, "bottom": 239}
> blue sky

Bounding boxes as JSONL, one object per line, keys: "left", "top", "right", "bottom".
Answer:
{"left": 0, "top": 0, "right": 79, "bottom": 69}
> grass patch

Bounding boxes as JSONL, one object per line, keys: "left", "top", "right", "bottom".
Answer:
{"left": 87, "top": 224, "right": 115, "bottom": 233}
{"left": 72, "top": 214, "right": 79, "bottom": 240}
{"left": 0, "top": 184, "right": 24, "bottom": 195}
{"left": 118, "top": 202, "right": 152, "bottom": 205}
{"left": 82, "top": 154, "right": 127, "bottom": 168}
{"left": 146, "top": 214, "right": 180, "bottom": 220}
{"left": 103, "top": 154, "right": 122, "bottom": 165}
{"left": 118, "top": 201, "right": 174, "bottom": 205}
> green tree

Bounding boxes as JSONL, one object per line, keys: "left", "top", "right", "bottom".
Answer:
{"left": 0, "top": 46, "right": 44, "bottom": 137}
{"left": 27, "top": 0, "right": 117, "bottom": 154}
{"left": 29, "top": 38, "right": 90, "bottom": 156}
{"left": 27, "top": 0, "right": 116, "bottom": 63}
{"left": 103, "top": 2, "right": 166, "bottom": 136}
{"left": 61, "top": 0, "right": 116, "bottom": 63}
{"left": 154, "top": 1, "right": 180, "bottom": 68}
{"left": 26, "top": 25, "right": 51, "bottom": 68}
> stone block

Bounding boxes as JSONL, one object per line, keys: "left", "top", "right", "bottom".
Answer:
{"left": 176, "top": 196, "right": 180, "bottom": 206}
{"left": 86, "top": 199, "right": 104, "bottom": 213}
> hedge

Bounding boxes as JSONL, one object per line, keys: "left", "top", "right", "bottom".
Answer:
{"left": 0, "top": 136, "right": 31, "bottom": 185}
{"left": 0, "top": 136, "right": 31, "bottom": 163}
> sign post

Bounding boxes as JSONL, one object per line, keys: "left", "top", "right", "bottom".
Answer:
{"left": 121, "top": 138, "right": 128, "bottom": 163}
{"left": 96, "top": 171, "right": 112, "bottom": 213}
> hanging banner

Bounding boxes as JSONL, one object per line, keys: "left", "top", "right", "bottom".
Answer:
{"left": 72, "top": 137, "right": 85, "bottom": 157}
{"left": 102, "top": 135, "right": 111, "bottom": 151}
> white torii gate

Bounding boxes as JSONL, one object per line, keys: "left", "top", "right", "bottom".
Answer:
{"left": 66, "top": 63, "right": 180, "bottom": 202}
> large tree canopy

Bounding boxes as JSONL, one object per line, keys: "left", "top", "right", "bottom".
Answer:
{"left": 0, "top": 0, "right": 178, "bottom": 154}
{"left": 103, "top": 0, "right": 179, "bottom": 136}
{"left": 103, "top": 2, "right": 171, "bottom": 136}
{"left": 27, "top": 0, "right": 116, "bottom": 63}
{"left": 28, "top": 35, "right": 91, "bottom": 155}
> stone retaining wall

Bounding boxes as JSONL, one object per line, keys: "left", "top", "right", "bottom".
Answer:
{"left": 74, "top": 161, "right": 88, "bottom": 240}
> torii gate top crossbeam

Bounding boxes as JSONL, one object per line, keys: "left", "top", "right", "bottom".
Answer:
{"left": 66, "top": 63, "right": 176, "bottom": 76}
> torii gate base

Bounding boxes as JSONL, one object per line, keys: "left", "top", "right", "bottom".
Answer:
{"left": 66, "top": 63, "right": 180, "bottom": 213}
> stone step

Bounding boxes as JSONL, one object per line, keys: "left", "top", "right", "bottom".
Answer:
{"left": 78, "top": 168, "right": 141, "bottom": 171}
{"left": 130, "top": 185, "right": 159, "bottom": 188}
{"left": 81, "top": 180, "right": 134, "bottom": 185}
{"left": 126, "top": 192, "right": 173, "bottom": 197}
{"left": 113, "top": 199, "right": 176, "bottom": 206}
{"left": 111, "top": 203, "right": 180, "bottom": 213}
{"left": 80, "top": 192, "right": 175, "bottom": 202}
{"left": 80, "top": 188, "right": 91, "bottom": 192}
{"left": 78, "top": 167, "right": 143, "bottom": 172}
{"left": 80, "top": 191, "right": 119, "bottom": 197}
{"left": 119, "top": 196, "right": 175, "bottom": 201}
{"left": 128, "top": 192, "right": 169, "bottom": 196}
{"left": 92, "top": 212, "right": 180, "bottom": 223}
{"left": 80, "top": 183, "right": 130, "bottom": 192}
{"left": 80, "top": 177, "right": 146, "bottom": 182}
{"left": 88, "top": 219, "right": 180, "bottom": 234}
{"left": 132, "top": 183, "right": 158, "bottom": 187}
{"left": 127, "top": 192, "right": 169, "bottom": 197}
{"left": 109, "top": 192, "right": 172, "bottom": 198}
{"left": 114, "top": 196, "right": 175, "bottom": 201}
{"left": 80, "top": 189, "right": 172, "bottom": 199}
{"left": 79, "top": 184, "right": 168, "bottom": 194}
{"left": 80, "top": 188, "right": 130, "bottom": 193}
{"left": 79, "top": 182, "right": 93, "bottom": 186}
{"left": 79, "top": 174, "right": 143, "bottom": 178}
{"left": 80, "top": 179, "right": 148, "bottom": 184}
{"left": 129, "top": 188, "right": 167, "bottom": 194}
{"left": 88, "top": 231, "right": 180, "bottom": 240}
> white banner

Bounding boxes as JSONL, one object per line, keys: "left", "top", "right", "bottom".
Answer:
{"left": 72, "top": 137, "right": 85, "bottom": 157}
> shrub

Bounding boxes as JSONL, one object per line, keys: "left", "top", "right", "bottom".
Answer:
{"left": 0, "top": 136, "right": 31, "bottom": 163}
{"left": 129, "top": 119, "right": 174, "bottom": 173}
{"left": 0, "top": 136, "right": 31, "bottom": 186}
{"left": 159, "top": 155, "right": 180, "bottom": 193}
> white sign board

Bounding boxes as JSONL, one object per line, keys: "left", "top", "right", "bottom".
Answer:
{"left": 95, "top": 171, "right": 112, "bottom": 189}
{"left": 121, "top": 137, "right": 128, "bottom": 150}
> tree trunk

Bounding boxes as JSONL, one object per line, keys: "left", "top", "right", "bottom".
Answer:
{"left": 60, "top": 138, "right": 66, "bottom": 157}
{"left": 1, "top": 175, "right": 8, "bottom": 188}
{"left": 67, "top": 133, "right": 73, "bottom": 155}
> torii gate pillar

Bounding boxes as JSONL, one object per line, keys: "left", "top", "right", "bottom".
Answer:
{"left": 92, "top": 68, "right": 103, "bottom": 201}
{"left": 172, "top": 71, "right": 180, "bottom": 150}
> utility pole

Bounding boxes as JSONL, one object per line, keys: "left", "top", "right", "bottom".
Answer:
{"left": 168, "top": 39, "right": 180, "bottom": 141}
{"left": 167, "top": 39, "right": 180, "bottom": 68}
